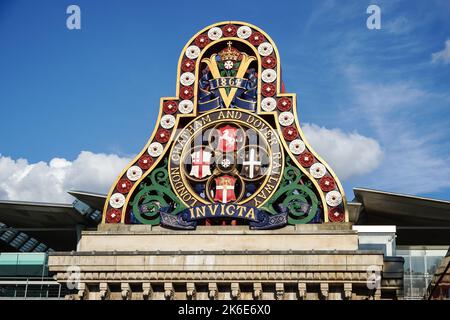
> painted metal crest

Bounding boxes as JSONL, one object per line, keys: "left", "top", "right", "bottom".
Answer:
{"left": 102, "top": 21, "right": 348, "bottom": 229}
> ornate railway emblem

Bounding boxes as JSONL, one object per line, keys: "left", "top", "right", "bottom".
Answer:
{"left": 102, "top": 21, "right": 348, "bottom": 229}
{"left": 169, "top": 109, "right": 284, "bottom": 209}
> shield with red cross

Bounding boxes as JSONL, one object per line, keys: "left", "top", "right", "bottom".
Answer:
{"left": 189, "top": 149, "right": 212, "bottom": 179}
{"left": 213, "top": 175, "right": 237, "bottom": 203}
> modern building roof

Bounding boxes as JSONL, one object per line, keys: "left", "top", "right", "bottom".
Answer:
{"left": 67, "top": 190, "right": 106, "bottom": 212}
{"left": 0, "top": 200, "right": 91, "bottom": 228}
{"left": 0, "top": 187, "right": 449, "bottom": 250}
{"left": 0, "top": 191, "right": 102, "bottom": 251}
{"left": 352, "top": 187, "right": 450, "bottom": 245}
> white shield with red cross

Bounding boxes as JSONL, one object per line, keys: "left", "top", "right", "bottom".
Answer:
{"left": 189, "top": 149, "right": 212, "bottom": 179}
{"left": 216, "top": 125, "right": 237, "bottom": 153}
{"left": 213, "top": 175, "right": 237, "bottom": 203}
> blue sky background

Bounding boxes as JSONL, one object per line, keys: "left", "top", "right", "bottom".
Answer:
{"left": 0, "top": 0, "right": 449, "bottom": 202}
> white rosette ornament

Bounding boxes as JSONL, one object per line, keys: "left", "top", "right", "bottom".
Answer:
{"left": 237, "top": 26, "right": 252, "bottom": 39}
{"left": 278, "top": 112, "right": 294, "bottom": 126}
{"left": 126, "top": 165, "right": 143, "bottom": 181}
{"left": 261, "top": 69, "right": 277, "bottom": 83}
{"left": 289, "top": 139, "right": 306, "bottom": 155}
{"left": 186, "top": 45, "right": 200, "bottom": 59}
{"left": 148, "top": 142, "right": 163, "bottom": 157}
{"left": 160, "top": 114, "right": 175, "bottom": 129}
{"left": 180, "top": 72, "right": 195, "bottom": 86}
{"left": 310, "top": 163, "right": 326, "bottom": 179}
{"left": 178, "top": 100, "right": 194, "bottom": 114}
{"left": 261, "top": 97, "right": 277, "bottom": 111}
{"left": 258, "top": 42, "right": 273, "bottom": 56}
{"left": 208, "top": 27, "right": 222, "bottom": 40}
{"left": 326, "top": 191, "right": 342, "bottom": 207}
{"left": 110, "top": 193, "right": 126, "bottom": 209}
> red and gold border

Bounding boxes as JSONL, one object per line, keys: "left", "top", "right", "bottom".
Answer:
{"left": 102, "top": 21, "right": 348, "bottom": 224}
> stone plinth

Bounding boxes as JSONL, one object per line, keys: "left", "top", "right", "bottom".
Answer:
{"left": 77, "top": 224, "right": 358, "bottom": 252}
{"left": 48, "top": 224, "right": 404, "bottom": 300}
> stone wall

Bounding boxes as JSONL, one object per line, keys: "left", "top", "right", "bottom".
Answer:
{"left": 48, "top": 225, "right": 404, "bottom": 300}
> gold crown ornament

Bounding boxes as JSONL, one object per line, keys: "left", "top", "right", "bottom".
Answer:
{"left": 219, "top": 41, "right": 241, "bottom": 61}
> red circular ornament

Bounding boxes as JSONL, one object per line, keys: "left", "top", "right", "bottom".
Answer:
{"left": 262, "top": 83, "right": 276, "bottom": 97}
{"left": 195, "top": 34, "right": 210, "bottom": 48}
{"left": 156, "top": 128, "right": 170, "bottom": 144}
{"left": 249, "top": 32, "right": 265, "bottom": 46}
{"left": 180, "top": 86, "right": 194, "bottom": 100}
{"left": 138, "top": 155, "right": 153, "bottom": 170}
{"left": 319, "top": 176, "right": 335, "bottom": 192}
{"left": 262, "top": 55, "right": 277, "bottom": 69}
{"left": 181, "top": 58, "right": 195, "bottom": 72}
{"left": 222, "top": 24, "right": 237, "bottom": 37}
{"left": 163, "top": 101, "right": 178, "bottom": 114}
{"left": 282, "top": 126, "right": 298, "bottom": 141}
{"left": 106, "top": 208, "right": 121, "bottom": 223}
{"left": 277, "top": 98, "right": 292, "bottom": 111}
{"left": 329, "top": 207, "right": 345, "bottom": 223}
{"left": 117, "top": 178, "right": 132, "bottom": 194}
{"left": 298, "top": 151, "right": 315, "bottom": 167}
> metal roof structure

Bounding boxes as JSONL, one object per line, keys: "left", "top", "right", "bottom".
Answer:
{"left": 0, "top": 191, "right": 103, "bottom": 251}
{"left": 351, "top": 187, "right": 450, "bottom": 245}
{"left": 0, "top": 187, "right": 449, "bottom": 250}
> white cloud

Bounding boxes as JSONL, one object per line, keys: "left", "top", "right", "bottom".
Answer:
{"left": 0, "top": 151, "right": 132, "bottom": 203}
{"left": 302, "top": 124, "right": 383, "bottom": 180}
{"left": 431, "top": 39, "right": 450, "bottom": 64}
{"left": 346, "top": 69, "right": 450, "bottom": 194}
{"left": 0, "top": 128, "right": 382, "bottom": 204}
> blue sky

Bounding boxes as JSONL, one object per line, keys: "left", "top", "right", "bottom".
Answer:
{"left": 0, "top": 0, "right": 449, "bottom": 203}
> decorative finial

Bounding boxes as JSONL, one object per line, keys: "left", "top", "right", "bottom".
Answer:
{"left": 219, "top": 41, "right": 240, "bottom": 61}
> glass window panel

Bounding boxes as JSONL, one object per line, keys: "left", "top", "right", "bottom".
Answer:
{"left": 404, "top": 281, "right": 412, "bottom": 298}
{"left": 411, "top": 256, "right": 425, "bottom": 275}
{"left": 409, "top": 249, "right": 426, "bottom": 256}
{"left": 396, "top": 249, "right": 410, "bottom": 256}
{"left": 403, "top": 255, "right": 411, "bottom": 274}
{"left": 426, "top": 256, "right": 444, "bottom": 275}
{"left": 411, "top": 276, "right": 426, "bottom": 298}
{"left": 425, "top": 249, "right": 448, "bottom": 257}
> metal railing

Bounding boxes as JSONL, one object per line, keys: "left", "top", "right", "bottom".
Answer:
{"left": 0, "top": 277, "right": 75, "bottom": 299}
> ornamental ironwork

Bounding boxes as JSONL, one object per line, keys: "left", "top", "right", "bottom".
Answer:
{"left": 103, "top": 21, "right": 348, "bottom": 228}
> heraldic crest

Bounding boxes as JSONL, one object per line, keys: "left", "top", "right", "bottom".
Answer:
{"left": 103, "top": 21, "right": 348, "bottom": 229}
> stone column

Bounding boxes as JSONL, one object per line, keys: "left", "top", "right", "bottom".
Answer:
{"left": 298, "top": 282, "right": 307, "bottom": 300}
{"left": 142, "top": 283, "right": 153, "bottom": 300}
{"left": 344, "top": 283, "right": 352, "bottom": 300}
{"left": 208, "top": 283, "right": 218, "bottom": 300}
{"left": 186, "top": 283, "right": 196, "bottom": 300}
{"left": 99, "top": 282, "right": 110, "bottom": 300}
{"left": 164, "top": 283, "right": 174, "bottom": 300}
{"left": 320, "top": 283, "right": 329, "bottom": 300}
{"left": 77, "top": 283, "right": 89, "bottom": 300}
{"left": 121, "top": 283, "right": 131, "bottom": 300}
{"left": 231, "top": 283, "right": 240, "bottom": 300}
{"left": 253, "top": 283, "right": 262, "bottom": 300}
{"left": 275, "top": 283, "right": 284, "bottom": 300}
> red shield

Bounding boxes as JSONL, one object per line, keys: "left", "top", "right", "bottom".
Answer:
{"left": 190, "top": 149, "right": 212, "bottom": 179}
{"left": 213, "top": 175, "right": 237, "bottom": 203}
{"left": 216, "top": 125, "right": 237, "bottom": 152}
